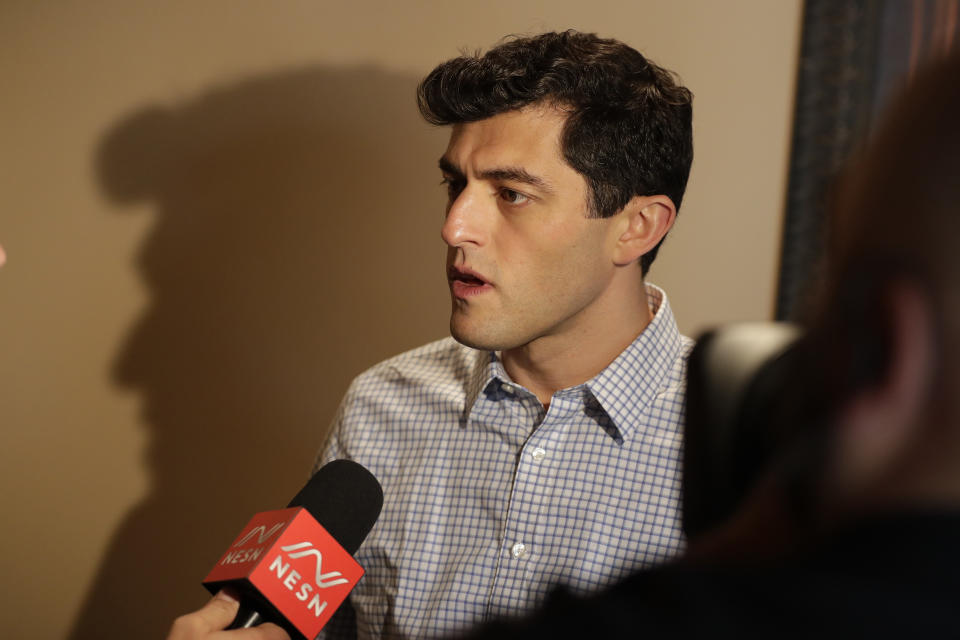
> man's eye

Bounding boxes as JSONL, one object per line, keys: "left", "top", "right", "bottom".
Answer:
{"left": 440, "top": 177, "right": 464, "bottom": 199}
{"left": 499, "top": 188, "right": 530, "bottom": 205}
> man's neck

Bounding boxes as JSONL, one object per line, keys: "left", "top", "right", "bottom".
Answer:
{"left": 501, "top": 281, "right": 654, "bottom": 407}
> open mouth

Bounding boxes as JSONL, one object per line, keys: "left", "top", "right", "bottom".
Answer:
{"left": 448, "top": 267, "right": 491, "bottom": 297}
{"left": 456, "top": 273, "right": 485, "bottom": 285}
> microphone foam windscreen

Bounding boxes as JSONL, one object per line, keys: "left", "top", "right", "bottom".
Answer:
{"left": 287, "top": 459, "right": 384, "bottom": 555}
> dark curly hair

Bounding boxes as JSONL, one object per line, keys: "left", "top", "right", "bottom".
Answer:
{"left": 417, "top": 30, "right": 694, "bottom": 275}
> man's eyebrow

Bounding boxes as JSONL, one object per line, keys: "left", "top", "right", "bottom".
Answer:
{"left": 438, "top": 157, "right": 555, "bottom": 193}
{"left": 438, "top": 157, "right": 463, "bottom": 178}
{"left": 479, "top": 167, "right": 554, "bottom": 193}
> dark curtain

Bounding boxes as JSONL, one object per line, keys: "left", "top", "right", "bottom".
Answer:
{"left": 776, "top": 0, "right": 960, "bottom": 321}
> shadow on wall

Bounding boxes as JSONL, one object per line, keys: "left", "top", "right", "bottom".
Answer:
{"left": 68, "top": 66, "right": 449, "bottom": 639}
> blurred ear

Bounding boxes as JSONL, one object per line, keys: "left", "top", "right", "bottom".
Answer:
{"left": 831, "top": 281, "right": 935, "bottom": 494}
{"left": 611, "top": 195, "right": 676, "bottom": 267}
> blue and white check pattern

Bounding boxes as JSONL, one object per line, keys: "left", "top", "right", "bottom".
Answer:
{"left": 316, "top": 285, "right": 692, "bottom": 639}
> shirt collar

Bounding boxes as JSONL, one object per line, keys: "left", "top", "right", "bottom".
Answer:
{"left": 462, "top": 284, "right": 683, "bottom": 442}
{"left": 463, "top": 350, "right": 499, "bottom": 421}
{"left": 586, "top": 284, "right": 683, "bottom": 440}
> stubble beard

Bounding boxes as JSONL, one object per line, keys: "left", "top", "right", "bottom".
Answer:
{"left": 448, "top": 298, "right": 547, "bottom": 355}
{"left": 448, "top": 302, "right": 517, "bottom": 352}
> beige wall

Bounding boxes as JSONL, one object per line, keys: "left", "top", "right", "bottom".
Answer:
{"left": 0, "top": 1, "right": 802, "bottom": 637}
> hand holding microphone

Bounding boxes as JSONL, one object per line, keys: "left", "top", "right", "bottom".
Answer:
{"left": 166, "top": 460, "right": 383, "bottom": 640}
{"left": 167, "top": 591, "right": 289, "bottom": 640}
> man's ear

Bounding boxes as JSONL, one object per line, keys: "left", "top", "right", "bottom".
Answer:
{"left": 611, "top": 195, "right": 677, "bottom": 267}
{"left": 830, "top": 280, "right": 936, "bottom": 496}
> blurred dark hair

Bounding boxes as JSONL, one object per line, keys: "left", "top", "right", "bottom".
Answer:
{"left": 784, "top": 52, "right": 960, "bottom": 513}
{"left": 682, "top": 53, "right": 960, "bottom": 551}
{"left": 417, "top": 30, "right": 694, "bottom": 275}
{"left": 812, "top": 52, "right": 960, "bottom": 418}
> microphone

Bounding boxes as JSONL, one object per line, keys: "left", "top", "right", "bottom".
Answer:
{"left": 203, "top": 459, "right": 383, "bottom": 640}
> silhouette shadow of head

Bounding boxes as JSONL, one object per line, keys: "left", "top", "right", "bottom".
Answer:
{"left": 68, "top": 65, "right": 448, "bottom": 639}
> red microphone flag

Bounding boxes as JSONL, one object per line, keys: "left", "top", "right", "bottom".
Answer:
{"left": 203, "top": 507, "right": 364, "bottom": 639}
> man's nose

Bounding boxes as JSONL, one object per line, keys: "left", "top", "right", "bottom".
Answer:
{"left": 440, "top": 188, "right": 488, "bottom": 248}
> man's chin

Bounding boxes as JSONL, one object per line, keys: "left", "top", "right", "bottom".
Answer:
{"left": 449, "top": 321, "right": 510, "bottom": 352}
{"left": 449, "top": 328, "right": 491, "bottom": 351}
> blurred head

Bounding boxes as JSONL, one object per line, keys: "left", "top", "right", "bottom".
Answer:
{"left": 418, "top": 30, "right": 693, "bottom": 276}
{"left": 799, "top": 52, "right": 960, "bottom": 511}
{"left": 687, "top": 62, "right": 960, "bottom": 547}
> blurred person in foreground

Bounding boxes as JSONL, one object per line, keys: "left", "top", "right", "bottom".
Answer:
{"left": 462, "top": 50, "right": 960, "bottom": 638}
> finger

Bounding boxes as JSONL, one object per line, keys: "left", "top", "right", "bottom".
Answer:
{"left": 168, "top": 591, "right": 240, "bottom": 638}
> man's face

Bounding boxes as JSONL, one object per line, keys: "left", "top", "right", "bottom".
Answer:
{"left": 440, "top": 105, "right": 620, "bottom": 352}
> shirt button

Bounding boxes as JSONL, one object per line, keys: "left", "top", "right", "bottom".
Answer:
{"left": 500, "top": 382, "right": 515, "bottom": 394}
{"left": 511, "top": 542, "right": 527, "bottom": 558}
{"left": 530, "top": 447, "right": 546, "bottom": 462}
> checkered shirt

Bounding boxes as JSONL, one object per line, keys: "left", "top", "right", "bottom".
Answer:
{"left": 315, "top": 284, "right": 692, "bottom": 639}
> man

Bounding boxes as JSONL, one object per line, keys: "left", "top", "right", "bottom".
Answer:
{"left": 316, "top": 30, "right": 693, "bottom": 638}
{"left": 462, "top": 49, "right": 960, "bottom": 638}
{"left": 165, "top": 30, "right": 693, "bottom": 639}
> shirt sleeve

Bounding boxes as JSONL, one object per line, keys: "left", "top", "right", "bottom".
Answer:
{"left": 313, "top": 389, "right": 351, "bottom": 474}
